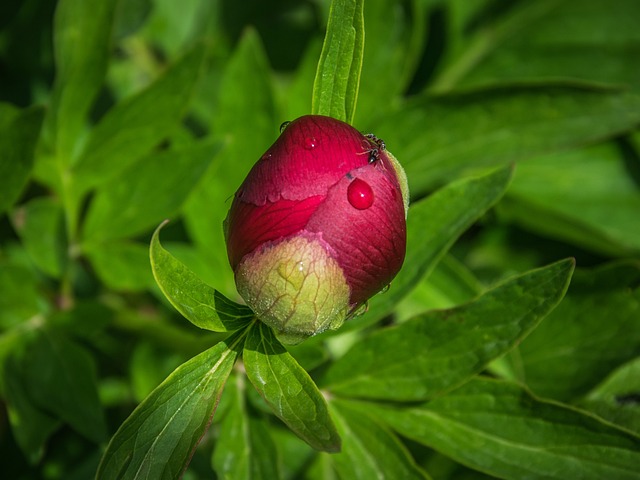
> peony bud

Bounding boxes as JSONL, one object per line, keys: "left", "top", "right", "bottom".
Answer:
{"left": 224, "top": 115, "right": 409, "bottom": 344}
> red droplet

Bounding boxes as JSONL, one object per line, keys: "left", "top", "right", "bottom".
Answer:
{"left": 347, "top": 178, "right": 374, "bottom": 210}
{"left": 304, "top": 137, "right": 317, "bottom": 149}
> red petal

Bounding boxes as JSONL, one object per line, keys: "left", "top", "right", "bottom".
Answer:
{"left": 237, "top": 115, "right": 372, "bottom": 205}
{"left": 305, "top": 163, "right": 406, "bottom": 306}
{"left": 225, "top": 195, "right": 325, "bottom": 269}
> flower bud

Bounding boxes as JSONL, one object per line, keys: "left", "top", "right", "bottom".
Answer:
{"left": 224, "top": 115, "right": 409, "bottom": 344}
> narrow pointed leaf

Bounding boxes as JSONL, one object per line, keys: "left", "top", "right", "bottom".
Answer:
{"left": 243, "top": 322, "right": 341, "bottom": 452}
{"left": 330, "top": 400, "right": 430, "bottom": 480}
{"left": 96, "top": 329, "right": 248, "bottom": 480}
{"left": 373, "top": 378, "right": 640, "bottom": 480}
{"left": 312, "top": 0, "right": 364, "bottom": 124}
{"left": 150, "top": 222, "right": 254, "bottom": 332}
{"left": 323, "top": 259, "right": 575, "bottom": 401}
{"left": 346, "top": 165, "right": 513, "bottom": 332}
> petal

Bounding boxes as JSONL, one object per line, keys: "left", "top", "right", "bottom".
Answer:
{"left": 238, "top": 115, "right": 372, "bottom": 205}
{"left": 225, "top": 195, "right": 325, "bottom": 269}
{"left": 305, "top": 163, "right": 407, "bottom": 306}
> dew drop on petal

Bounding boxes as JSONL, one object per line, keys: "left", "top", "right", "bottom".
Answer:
{"left": 350, "top": 301, "right": 369, "bottom": 318}
{"left": 380, "top": 284, "right": 391, "bottom": 294}
{"left": 347, "top": 178, "right": 374, "bottom": 210}
{"left": 304, "top": 137, "right": 317, "bottom": 149}
{"left": 280, "top": 121, "right": 291, "bottom": 133}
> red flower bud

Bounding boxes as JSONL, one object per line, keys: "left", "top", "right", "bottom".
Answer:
{"left": 224, "top": 115, "right": 409, "bottom": 344}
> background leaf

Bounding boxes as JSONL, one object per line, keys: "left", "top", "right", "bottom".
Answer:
{"left": 511, "top": 261, "right": 640, "bottom": 402}
{"left": 243, "top": 322, "right": 341, "bottom": 453}
{"left": 82, "top": 140, "right": 219, "bottom": 242}
{"left": 372, "top": 378, "right": 640, "bottom": 480}
{"left": 96, "top": 328, "right": 247, "bottom": 480}
{"left": 312, "top": 0, "right": 364, "bottom": 123}
{"left": 73, "top": 43, "right": 206, "bottom": 187}
{"left": 322, "top": 259, "right": 574, "bottom": 401}
{"left": 45, "top": 0, "right": 118, "bottom": 161}
{"left": 330, "top": 399, "right": 431, "bottom": 480}
{"left": 150, "top": 222, "right": 254, "bottom": 332}
{"left": 212, "top": 373, "right": 281, "bottom": 480}
{"left": 0, "top": 105, "right": 45, "bottom": 214}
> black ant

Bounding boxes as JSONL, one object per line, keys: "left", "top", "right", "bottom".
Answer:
{"left": 364, "top": 133, "right": 386, "bottom": 163}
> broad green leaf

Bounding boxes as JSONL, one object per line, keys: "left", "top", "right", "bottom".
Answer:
{"left": 373, "top": 378, "right": 640, "bottom": 480}
{"left": 0, "top": 104, "right": 45, "bottom": 214}
{"left": 150, "top": 222, "right": 254, "bottom": 332}
{"left": 96, "top": 328, "right": 248, "bottom": 480}
{"left": 502, "top": 142, "right": 640, "bottom": 255}
{"left": 212, "top": 374, "right": 281, "bottom": 480}
{"left": 312, "top": 0, "right": 364, "bottom": 124}
{"left": 581, "top": 356, "right": 640, "bottom": 435}
{"left": 73, "top": 43, "right": 206, "bottom": 187}
{"left": 82, "top": 140, "right": 219, "bottom": 242}
{"left": 85, "top": 241, "right": 154, "bottom": 291}
{"left": 373, "top": 85, "right": 640, "bottom": 195}
{"left": 11, "top": 197, "right": 66, "bottom": 277}
{"left": 45, "top": 0, "right": 118, "bottom": 160}
{"left": 183, "top": 28, "right": 277, "bottom": 301}
{"left": 514, "top": 261, "right": 640, "bottom": 402}
{"left": 322, "top": 259, "right": 574, "bottom": 401}
{"left": 457, "top": 0, "right": 640, "bottom": 91}
{"left": 4, "top": 328, "right": 105, "bottom": 445}
{"left": 243, "top": 322, "right": 341, "bottom": 453}
{"left": 330, "top": 399, "right": 430, "bottom": 480}
{"left": 345, "top": 165, "right": 512, "bottom": 332}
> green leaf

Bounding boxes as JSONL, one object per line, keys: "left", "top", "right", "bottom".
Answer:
{"left": 243, "top": 322, "right": 341, "bottom": 453}
{"left": 96, "top": 328, "right": 247, "bottom": 480}
{"left": 514, "top": 261, "right": 640, "bottom": 402}
{"left": 0, "top": 104, "right": 45, "bottom": 214}
{"left": 330, "top": 400, "right": 431, "bottom": 480}
{"left": 150, "top": 221, "right": 254, "bottom": 332}
{"left": 347, "top": 165, "right": 512, "bottom": 332}
{"left": 373, "top": 378, "right": 640, "bottom": 480}
{"left": 312, "top": 0, "right": 364, "bottom": 124}
{"left": 85, "top": 241, "right": 154, "bottom": 291}
{"left": 212, "top": 373, "right": 281, "bottom": 480}
{"left": 82, "top": 140, "right": 219, "bottom": 242}
{"left": 46, "top": 0, "right": 118, "bottom": 160}
{"left": 73, "top": 43, "right": 206, "bottom": 187}
{"left": 502, "top": 142, "right": 640, "bottom": 255}
{"left": 581, "top": 356, "right": 640, "bottom": 435}
{"left": 373, "top": 85, "right": 640, "bottom": 195}
{"left": 355, "top": 0, "right": 427, "bottom": 126}
{"left": 11, "top": 197, "right": 67, "bottom": 277}
{"left": 0, "top": 264, "right": 46, "bottom": 330}
{"left": 457, "top": 0, "right": 640, "bottom": 91}
{"left": 322, "top": 259, "right": 574, "bottom": 401}
{"left": 4, "top": 328, "right": 105, "bottom": 447}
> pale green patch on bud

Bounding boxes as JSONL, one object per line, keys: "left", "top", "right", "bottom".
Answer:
{"left": 234, "top": 235, "right": 350, "bottom": 344}
{"left": 385, "top": 149, "right": 410, "bottom": 218}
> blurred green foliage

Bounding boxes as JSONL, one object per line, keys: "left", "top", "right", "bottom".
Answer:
{"left": 1, "top": 0, "right": 639, "bottom": 478}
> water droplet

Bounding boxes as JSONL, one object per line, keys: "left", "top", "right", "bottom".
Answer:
{"left": 350, "top": 301, "right": 369, "bottom": 318}
{"left": 261, "top": 152, "right": 272, "bottom": 161}
{"left": 304, "top": 137, "right": 317, "bottom": 149}
{"left": 280, "top": 121, "right": 291, "bottom": 133}
{"left": 380, "top": 284, "right": 391, "bottom": 294}
{"left": 347, "top": 178, "right": 374, "bottom": 210}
